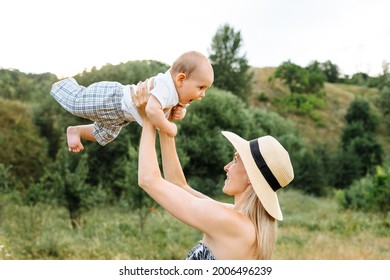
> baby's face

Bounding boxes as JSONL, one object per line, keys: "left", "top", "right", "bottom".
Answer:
{"left": 177, "top": 63, "right": 214, "bottom": 105}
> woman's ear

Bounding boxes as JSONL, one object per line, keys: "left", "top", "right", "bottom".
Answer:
{"left": 175, "top": 73, "right": 186, "bottom": 86}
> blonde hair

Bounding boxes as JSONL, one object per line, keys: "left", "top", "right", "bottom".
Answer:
{"left": 238, "top": 187, "right": 277, "bottom": 260}
{"left": 171, "top": 51, "right": 209, "bottom": 78}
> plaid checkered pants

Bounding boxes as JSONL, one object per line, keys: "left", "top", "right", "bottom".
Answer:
{"left": 50, "top": 78, "right": 132, "bottom": 145}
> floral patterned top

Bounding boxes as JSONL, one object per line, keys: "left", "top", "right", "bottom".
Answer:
{"left": 186, "top": 241, "right": 216, "bottom": 260}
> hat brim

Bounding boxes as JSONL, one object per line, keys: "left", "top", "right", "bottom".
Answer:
{"left": 221, "top": 131, "right": 283, "bottom": 220}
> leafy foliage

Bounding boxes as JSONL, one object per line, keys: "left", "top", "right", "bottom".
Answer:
{"left": 306, "top": 60, "right": 340, "bottom": 83}
{"left": 114, "top": 143, "right": 157, "bottom": 231}
{"left": 334, "top": 98, "right": 383, "bottom": 188}
{"left": 293, "top": 147, "right": 330, "bottom": 196}
{"left": 344, "top": 98, "right": 379, "bottom": 132}
{"left": 336, "top": 163, "right": 390, "bottom": 215}
{"left": 209, "top": 23, "right": 253, "bottom": 102}
{"left": 31, "top": 147, "right": 106, "bottom": 229}
{"left": 273, "top": 60, "right": 325, "bottom": 95}
{"left": 0, "top": 69, "right": 57, "bottom": 102}
{"left": 345, "top": 72, "right": 378, "bottom": 87}
{"left": 273, "top": 93, "right": 326, "bottom": 120}
{"left": 0, "top": 163, "right": 15, "bottom": 191}
{"left": 0, "top": 98, "right": 49, "bottom": 186}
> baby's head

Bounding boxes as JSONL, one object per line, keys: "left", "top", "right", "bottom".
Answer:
{"left": 170, "top": 51, "right": 214, "bottom": 105}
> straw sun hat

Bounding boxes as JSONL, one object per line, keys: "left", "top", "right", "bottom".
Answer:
{"left": 221, "top": 131, "right": 294, "bottom": 220}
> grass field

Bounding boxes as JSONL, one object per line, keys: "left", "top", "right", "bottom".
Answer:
{"left": 276, "top": 191, "right": 389, "bottom": 259}
{"left": 0, "top": 190, "right": 388, "bottom": 260}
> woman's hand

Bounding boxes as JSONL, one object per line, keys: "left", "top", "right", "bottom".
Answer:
{"left": 131, "top": 79, "right": 152, "bottom": 119}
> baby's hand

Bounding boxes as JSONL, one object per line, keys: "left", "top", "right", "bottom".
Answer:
{"left": 170, "top": 105, "right": 187, "bottom": 121}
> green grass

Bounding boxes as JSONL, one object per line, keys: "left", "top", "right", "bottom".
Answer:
{"left": 276, "top": 190, "right": 390, "bottom": 259}
{"left": 0, "top": 190, "right": 388, "bottom": 260}
{"left": 0, "top": 202, "right": 201, "bottom": 260}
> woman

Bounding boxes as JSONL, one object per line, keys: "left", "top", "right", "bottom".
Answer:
{"left": 132, "top": 83, "right": 294, "bottom": 260}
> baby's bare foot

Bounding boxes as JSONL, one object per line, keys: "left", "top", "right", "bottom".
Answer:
{"left": 67, "top": 126, "right": 84, "bottom": 152}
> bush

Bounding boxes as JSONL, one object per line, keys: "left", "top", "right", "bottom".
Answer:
{"left": 256, "top": 92, "right": 269, "bottom": 102}
{"left": 368, "top": 165, "right": 390, "bottom": 214}
{"left": 273, "top": 60, "right": 325, "bottom": 95}
{"left": 0, "top": 98, "right": 49, "bottom": 186}
{"left": 337, "top": 98, "right": 383, "bottom": 187}
{"left": 273, "top": 93, "right": 326, "bottom": 120}
{"left": 29, "top": 147, "right": 108, "bottom": 229}
{"left": 0, "top": 164, "right": 13, "bottom": 191}
{"left": 337, "top": 164, "right": 390, "bottom": 215}
{"left": 292, "top": 148, "right": 328, "bottom": 196}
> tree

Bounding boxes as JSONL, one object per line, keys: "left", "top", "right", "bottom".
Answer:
{"left": 293, "top": 148, "right": 328, "bottom": 196}
{"left": 273, "top": 60, "right": 325, "bottom": 95}
{"left": 0, "top": 97, "right": 49, "bottom": 187}
{"left": 336, "top": 98, "right": 383, "bottom": 188}
{"left": 349, "top": 72, "right": 370, "bottom": 86}
{"left": 208, "top": 23, "right": 253, "bottom": 102}
{"left": 36, "top": 147, "right": 106, "bottom": 229}
{"left": 344, "top": 98, "right": 379, "bottom": 132}
{"left": 0, "top": 69, "right": 57, "bottom": 102}
{"left": 274, "top": 61, "right": 306, "bottom": 94}
{"left": 319, "top": 60, "right": 340, "bottom": 83}
{"left": 306, "top": 60, "right": 340, "bottom": 83}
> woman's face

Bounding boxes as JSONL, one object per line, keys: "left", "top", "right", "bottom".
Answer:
{"left": 223, "top": 152, "right": 250, "bottom": 195}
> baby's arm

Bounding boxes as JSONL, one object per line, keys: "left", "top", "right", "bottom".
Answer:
{"left": 145, "top": 95, "right": 177, "bottom": 137}
{"left": 169, "top": 105, "right": 187, "bottom": 121}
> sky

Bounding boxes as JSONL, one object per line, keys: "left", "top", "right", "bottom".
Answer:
{"left": 1, "top": 0, "right": 389, "bottom": 78}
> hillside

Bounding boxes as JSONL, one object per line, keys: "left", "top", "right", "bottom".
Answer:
{"left": 249, "top": 67, "right": 390, "bottom": 154}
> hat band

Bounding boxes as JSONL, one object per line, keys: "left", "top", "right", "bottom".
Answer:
{"left": 249, "top": 139, "right": 282, "bottom": 192}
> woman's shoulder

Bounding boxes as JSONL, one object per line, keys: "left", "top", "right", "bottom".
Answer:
{"left": 202, "top": 201, "right": 256, "bottom": 242}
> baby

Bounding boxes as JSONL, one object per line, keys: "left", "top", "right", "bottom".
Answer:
{"left": 50, "top": 51, "right": 214, "bottom": 152}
